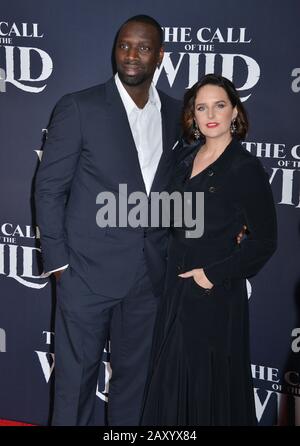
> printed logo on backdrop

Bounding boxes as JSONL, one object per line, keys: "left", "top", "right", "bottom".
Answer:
{"left": 96, "top": 341, "right": 112, "bottom": 403}
{"left": 0, "top": 21, "right": 53, "bottom": 93}
{"left": 243, "top": 141, "right": 300, "bottom": 208}
{"left": 252, "top": 363, "right": 300, "bottom": 426}
{"left": 0, "top": 222, "right": 48, "bottom": 288}
{"left": 35, "top": 331, "right": 55, "bottom": 382}
{"left": 35, "top": 332, "right": 111, "bottom": 403}
{"left": 155, "top": 26, "right": 259, "bottom": 101}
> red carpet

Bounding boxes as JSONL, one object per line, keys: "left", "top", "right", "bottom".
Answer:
{"left": 0, "top": 419, "right": 35, "bottom": 426}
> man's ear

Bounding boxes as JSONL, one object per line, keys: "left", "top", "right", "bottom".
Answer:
{"left": 157, "top": 47, "right": 164, "bottom": 67}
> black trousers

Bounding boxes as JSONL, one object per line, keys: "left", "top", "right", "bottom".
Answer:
{"left": 51, "top": 252, "right": 158, "bottom": 426}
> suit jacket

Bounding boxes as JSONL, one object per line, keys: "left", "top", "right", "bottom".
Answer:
{"left": 35, "top": 78, "right": 182, "bottom": 298}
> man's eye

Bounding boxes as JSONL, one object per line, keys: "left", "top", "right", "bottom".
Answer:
{"left": 120, "top": 43, "right": 129, "bottom": 50}
{"left": 140, "top": 46, "right": 151, "bottom": 52}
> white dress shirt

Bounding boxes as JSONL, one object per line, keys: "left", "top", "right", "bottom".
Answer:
{"left": 115, "top": 73, "right": 163, "bottom": 196}
{"left": 45, "top": 75, "right": 163, "bottom": 276}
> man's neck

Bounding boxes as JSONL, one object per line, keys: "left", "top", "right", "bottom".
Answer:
{"left": 122, "top": 79, "right": 152, "bottom": 109}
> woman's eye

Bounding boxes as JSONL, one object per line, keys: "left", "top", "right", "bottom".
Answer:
{"left": 217, "top": 103, "right": 225, "bottom": 108}
{"left": 197, "top": 106, "right": 205, "bottom": 111}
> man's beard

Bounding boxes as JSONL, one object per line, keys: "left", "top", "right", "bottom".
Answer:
{"left": 117, "top": 66, "right": 151, "bottom": 87}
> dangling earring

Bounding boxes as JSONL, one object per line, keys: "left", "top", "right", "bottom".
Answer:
{"left": 230, "top": 118, "right": 237, "bottom": 134}
{"left": 193, "top": 120, "right": 201, "bottom": 140}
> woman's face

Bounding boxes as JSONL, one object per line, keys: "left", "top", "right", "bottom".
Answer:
{"left": 194, "top": 84, "right": 238, "bottom": 142}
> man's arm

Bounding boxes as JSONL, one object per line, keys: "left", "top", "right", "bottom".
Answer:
{"left": 35, "top": 94, "right": 82, "bottom": 273}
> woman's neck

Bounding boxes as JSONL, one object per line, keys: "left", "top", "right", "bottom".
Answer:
{"left": 202, "top": 135, "right": 233, "bottom": 158}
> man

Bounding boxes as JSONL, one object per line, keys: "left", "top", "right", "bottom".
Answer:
{"left": 35, "top": 15, "right": 181, "bottom": 426}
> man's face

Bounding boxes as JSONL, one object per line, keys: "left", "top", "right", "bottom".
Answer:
{"left": 115, "top": 21, "right": 164, "bottom": 87}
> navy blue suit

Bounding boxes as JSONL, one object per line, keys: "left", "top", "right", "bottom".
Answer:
{"left": 35, "top": 78, "right": 181, "bottom": 425}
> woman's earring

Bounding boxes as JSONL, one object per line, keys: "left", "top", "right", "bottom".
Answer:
{"left": 230, "top": 118, "right": 237, "bottom": 134}
{"left": 193, "top": 121, "right": 201, "bottom": 140}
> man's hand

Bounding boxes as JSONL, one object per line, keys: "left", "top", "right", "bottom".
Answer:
{"left": 54, "top": 270, "right": 63, "bottom": 281}
{"left": 179, "top": 268, "right": 214, "bottom": 289}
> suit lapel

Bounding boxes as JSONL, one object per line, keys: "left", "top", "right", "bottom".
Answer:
{"left": 104, "top": 79, "right": 177, "bottom": 196}
{"left": 105, "top": 79, "right": 147, "bottom": 194}
{"left": 150, "top": 94, "right": 176, "bottom": 194}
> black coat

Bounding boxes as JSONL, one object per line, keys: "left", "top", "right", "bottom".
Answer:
{"left": 141, "top": 137, "right": 277, "bottom": 426}
{"left": 169, "top": 136, "right": 277, "bottom": 287}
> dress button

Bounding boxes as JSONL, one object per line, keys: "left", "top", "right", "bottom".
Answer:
{"left": 208, "top": 169, "right": 214, "bottom": 176}
{"left": 208, "top": 186, "right": 216, "bottom": 193}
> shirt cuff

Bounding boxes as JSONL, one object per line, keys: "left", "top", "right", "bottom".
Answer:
{"left": 40, "top": 264, "right": 69, "bottom": 278}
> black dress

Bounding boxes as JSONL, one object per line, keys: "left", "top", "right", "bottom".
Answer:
{"left": 141, "top": 138, "right": 277, "bottom": 426}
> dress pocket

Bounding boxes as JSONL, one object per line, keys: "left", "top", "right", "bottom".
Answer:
{"left": 190, "top": 277, "right": 214, "bottom": 296}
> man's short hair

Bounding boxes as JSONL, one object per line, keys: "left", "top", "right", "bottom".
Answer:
{"left": 121, "top": 15, "right": 164, "bottom": 47}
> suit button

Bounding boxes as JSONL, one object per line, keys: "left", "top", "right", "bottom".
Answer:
{"left": 144, "top": 230, "right": 147, "bottom": 238}
{"left": 208, "top": 169, "right": 214, "bottom": 176}
{"left": 208, "top": 186, "right": 216, "bottom": 193}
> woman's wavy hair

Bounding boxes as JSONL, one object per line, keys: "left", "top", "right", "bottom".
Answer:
{"left": 182, "top": 74, "right": 248, "bottom": 143}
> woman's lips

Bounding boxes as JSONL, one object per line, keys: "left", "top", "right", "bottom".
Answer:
{"left": 206, "top": 122, "right": 219, "bottom": 128}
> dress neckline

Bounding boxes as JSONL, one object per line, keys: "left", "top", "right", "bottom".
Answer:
{"left": 188, "top": 138, "right": 235, "bottom": 181}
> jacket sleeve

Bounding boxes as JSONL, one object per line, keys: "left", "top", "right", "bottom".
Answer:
{"left": 35, "top": 94, "right": 82, "bottom": 272}
{"left": 204, "top": 157, "right": 277, "bottom": 285}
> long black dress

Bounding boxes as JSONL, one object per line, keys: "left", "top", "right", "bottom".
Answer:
{"left": 141, "top": 138, "right": 277, "bottom": 426}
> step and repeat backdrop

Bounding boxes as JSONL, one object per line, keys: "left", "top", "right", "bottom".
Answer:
{"left": 0, "top": 0, "right": 299, "bottom": 425}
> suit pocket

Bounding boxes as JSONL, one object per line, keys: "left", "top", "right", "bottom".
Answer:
{"left": 56, "top": 266, "right": 70, "bottom": 287}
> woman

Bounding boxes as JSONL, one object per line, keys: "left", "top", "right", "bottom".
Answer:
{"left": 141, "top": 74, "right": 277, "bottom": 426}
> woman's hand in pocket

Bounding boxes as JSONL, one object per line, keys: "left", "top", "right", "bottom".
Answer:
{"left": 179, "top": 268, "right": 214, "bottom": 289}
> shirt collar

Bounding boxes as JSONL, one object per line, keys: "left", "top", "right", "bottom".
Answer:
{"left": 115, "top": 73, "right": 161, "bottom": 114}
